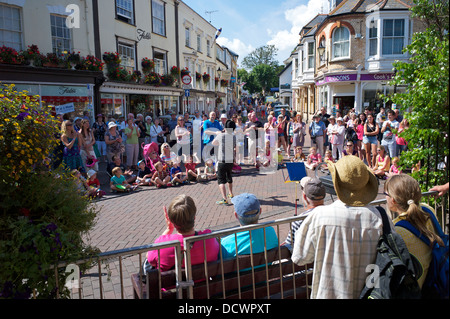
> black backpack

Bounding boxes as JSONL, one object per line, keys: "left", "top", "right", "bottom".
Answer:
{"left": 360, "top": 207, "right": 422, "bottom": 299}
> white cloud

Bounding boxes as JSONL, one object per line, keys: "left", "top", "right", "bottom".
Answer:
{"left": 267, "top": 0, "right": 327, "bottom": 60}
{"left": 217, "top": 37, "right": 255, "bottom": 64}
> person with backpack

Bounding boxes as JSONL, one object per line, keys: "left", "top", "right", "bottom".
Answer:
{"left": 291, "top": 156, "right": 383, "bottom": 299}
{"left": 385, "top": 174, "right": 448, "bottom": 298}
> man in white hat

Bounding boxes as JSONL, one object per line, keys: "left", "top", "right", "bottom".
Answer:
{"left": 291, "top": 156, "right": 384, "bottom": 299}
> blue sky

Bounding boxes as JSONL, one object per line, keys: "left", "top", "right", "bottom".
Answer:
{"left": 184, "top": 0, "right": 330, "bottom": 66}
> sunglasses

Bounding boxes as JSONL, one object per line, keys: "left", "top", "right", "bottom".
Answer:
{"left": 384, "top": 192, "right": 391, "bottom": 197}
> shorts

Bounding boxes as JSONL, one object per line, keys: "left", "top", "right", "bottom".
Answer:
{"left": 363, "top": 135, "right": 378, "bottom": 145}
{"left": 217, "top": 162, "right": 233, "bottom": 185}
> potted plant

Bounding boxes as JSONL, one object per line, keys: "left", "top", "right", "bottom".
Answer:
{"left": 103, "top": 52, "right": 121, "bottom": 66}
{"left": 131, "top": 70, "right": 142, "bottom": 83}
{"left": 21, "top": 44, "right": 41, "bottom": 66}
{"left": 43, "top": 53, "right": 63, "bottom": 68}
{"left": 67, "top": 51, "right": 81, "bottom": 69}
{"left": 181, "top": 67, "right": 190, "bottom": 77}
{"left": 220, "top": 79, "right": 229, "bottom": 87}
{"left": 160, "top": 74, "right": 175, "bottom": 86}
{"left": 0, "top": 46, "right": 23, "bottom": 65}
{"left": 144, "top": 71, "right": 161, "bottom": 86}
{"left": 195, "top": 72, "right": 202, "bottom": 81}
{"left": 80, "top": 55, "right": 104, "bottom": 72}
{"left": 202, "top": 73, "right": 210, "bottom": 84}
{"left": 141, "top": 58, "right": 155, "bottom": 74}
{"left": 170, "top": 66, "right": 180, "bottom": 77}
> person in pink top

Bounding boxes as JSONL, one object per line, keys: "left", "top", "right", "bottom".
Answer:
{"left": 305, "top": 146, "right": 322, "bottom": 170}
{"left": 146, "top": 195, "right": 219, "bottom": 272}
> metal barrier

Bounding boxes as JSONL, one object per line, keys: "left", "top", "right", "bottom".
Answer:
{"left": 52, "top": 191, "right": 447, "bottom": 299}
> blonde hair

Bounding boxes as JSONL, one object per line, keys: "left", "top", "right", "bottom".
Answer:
{"left": 392, "top": 157, "right": 400, "bottom": 164}
{"left": 61, "top": 120, "right": 73, "bottom": 135}
{"left": 167, "top": 195, "right": 197, "bottom": 233}
{"left": 112, "top": 167, "right": 122, "bottom": 175}
{"left": 385, "top": 174, "right": 444, "bottom": 246}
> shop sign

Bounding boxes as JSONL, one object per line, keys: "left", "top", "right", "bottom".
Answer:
{"left": 316, "top": 74, "right": 357, "bottom": 86}
{"left": 55, "top": 102, "right": 75, "bottom": 114}
{"left": 360, "top": 73, "right": 394, "bottom": 81}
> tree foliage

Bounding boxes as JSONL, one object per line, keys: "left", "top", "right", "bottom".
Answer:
{"left": 241, "top": 45, "right": 279, "bottom": 70}
{"left": 385, "top": 0, "right": 449, "bottom": 190}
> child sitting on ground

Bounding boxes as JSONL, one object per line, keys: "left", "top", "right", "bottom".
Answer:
{"left": 305, "top": 146, "right": 322, "bottom": 170}
{"left": 170, "top": 161, "right": 188, "bottom": 185}
{"left": 387, "top": 156, "right": 403, "bottom": 178}
{"left": 144, "top": 195, "right": 219, "bottom": 273}
{"left": 87, "top": 169, "right": 106, "bottom": 198}
{"left": 198, "top": 158, "right": 217, "bottom": 181}
{"left": 292, "top": 146, "right": 306, "bottom": 162}
{"left": 152, "top": 161, "right": 172, "bottom": 188}
{"left": 185, "top": 156, "right": 199, "bottom": 182}
{"left": 110, "top": 167, "right": 133, "bottom": 192}
{"left": 136, "top": 160, "right": 153, "bottom": 186}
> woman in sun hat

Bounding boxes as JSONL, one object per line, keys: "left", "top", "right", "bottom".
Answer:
{"left": 292, "top": 156, "right": 383, "bottom": 299}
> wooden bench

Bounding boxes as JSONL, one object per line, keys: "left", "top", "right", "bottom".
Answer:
{"left": 131, "top": 245, "right": 313, "bottom": 299}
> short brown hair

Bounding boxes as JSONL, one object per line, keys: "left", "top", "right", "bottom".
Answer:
{"left": 167, "top": 195, "right": 197, "bottom": 233}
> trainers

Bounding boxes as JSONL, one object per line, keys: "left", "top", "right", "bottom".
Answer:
{"left": 227, "top": 193, "right": 234, "bottom": 199}
{"left": 216, "top": 199, "right": 229, "bottom": 205}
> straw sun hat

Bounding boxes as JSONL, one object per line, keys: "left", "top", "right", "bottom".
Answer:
{"left": 326, "top": 156, "right": 378, "bottom": 207}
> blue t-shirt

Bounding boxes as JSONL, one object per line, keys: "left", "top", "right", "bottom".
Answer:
{"left": 170, "top": 166, "right": 182, "bottom": 177}
{"left": 111, "top": 175, "right": 126, "bottom": 185}
{"left": 203, "top": 119, "right": 222, "bottom": 144}
{"left": 220, "top": 227, "right": 279, "bottom": 259}
{"left": 309, "top": 120, "right": 326, "bottom": 137}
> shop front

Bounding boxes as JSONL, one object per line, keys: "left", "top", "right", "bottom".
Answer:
{"left": 316, "top": 72, "right": 400, "bottom": 115}
{"left": 100, "top": 81, "right": 183, "bottom": 119}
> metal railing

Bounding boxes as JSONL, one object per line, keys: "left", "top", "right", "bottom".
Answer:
{"left": 52, "top": 191, "right": 448, "bottom": 299}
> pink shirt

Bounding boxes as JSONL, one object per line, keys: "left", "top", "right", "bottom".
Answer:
{"left": 309, "top": 153, "right": 322, "bottom": 163}
{"left": 356, "top": 124, "right": 364, "bottom": 140}
{"left": 147, "top": 230, "right": 219, "bottom": 271}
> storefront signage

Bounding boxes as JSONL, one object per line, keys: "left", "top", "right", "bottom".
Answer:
{"left": 316, "top": 74, "right": 357, "bottom": 86}
{"left": 137, "top": 29, "right": 151, "bottom": 42}
{"left": 55, "top": 102, "right": 75, "bottom": 114}
{"left": 360, "top": 73, "right": 394, "bottom": 81}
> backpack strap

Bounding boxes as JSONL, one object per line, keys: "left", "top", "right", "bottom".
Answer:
{"left": 396, "top": 220, "right": 431, "bottom": 247}
{"left": 375, "top": 206, "right": 392, "bottom": 236}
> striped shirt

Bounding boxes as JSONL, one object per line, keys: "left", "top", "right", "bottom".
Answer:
{"left": 291, "top": 200, "right": 384, "bottom": 299}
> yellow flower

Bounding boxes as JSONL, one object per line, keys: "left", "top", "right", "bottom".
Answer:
{"left": 7, "top": 154, "right": 11, "bottom": 158}
{"left": 4, "top": 118, "right": 10, "bottom": 122}
{"left": 28, "top": 159, "right": 33, "bottom": 164}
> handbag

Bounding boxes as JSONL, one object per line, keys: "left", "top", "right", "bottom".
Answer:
{"left": 153, "top": 126, "right": 164, "bottom": 144}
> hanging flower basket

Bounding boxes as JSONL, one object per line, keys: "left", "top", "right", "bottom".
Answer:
{"left": 220, "top": 79, "right": 229, "bottom": 87}
{"left": 145, "top": 72, "right": 162, "bottom": 86}
{"left": 195, "top": 72, "right": 202, "bottom": 81}
{"left": 181, "top": 68, "right": 190, "bottom": 76}
{"left": 170, "top": 66, "right": 180, "bottom": 77}
{"left": 141, "top": 57, "right": 155, "bottom": 74}
{"left": 79, "top": 55, "right": 104, "bottom": 72}
{"left": 131, "top": 70, "right": 142, "bottom": 83}
{"left": 202, "top": 73, "right": 210, "bottom": 84}
{"left": 161, "top": 74, "right": 176, "bottom": 86}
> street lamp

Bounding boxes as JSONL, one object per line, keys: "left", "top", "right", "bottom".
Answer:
{"left": 217, "top": 67, "right": 222, "bottom": 78}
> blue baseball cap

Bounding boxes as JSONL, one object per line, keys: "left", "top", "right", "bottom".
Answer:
{"left": 231, "top": 193, "right": 261, "bottom": 219}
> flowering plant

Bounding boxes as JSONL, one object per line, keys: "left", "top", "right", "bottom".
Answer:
{"left": 145, "top": 72, "right": 161, "bottom": 86}
{"left": 195, "top": 72, "right": 202, "bottom": 80}
{"left": 103, "top": 52, "right": 121, "bottom": 65}
{"left": 131, "top": 70, "right": 142, "bottom": 82}
{"left": 181, "top": 67, "right": 190, "bottom": 76}
{"left": 107, "top": 65, "right": 128, "bottom": 81}
{"left": 0, "top": 84, "right": 99, "bottom": 299}
{"left": 202, "top": 73, "right": 211, "bottom": 83}
{"left": 44, "top": 53, "right": 63, "bottom": 66}
{"left": 80, "top": 55, "right": 104, "bottom": 71}
{"left": 160, "top": 74, "right": 176, "bottom": 86}
{"left": 141, "top": 58, "right": 155, "bottom": 73}
{"left": 21, "top": 44, "right": 41, "bottom": 62}
{"left": 170, "top": 65, "right": 180, "bottom": 77}
{"left": 67, "top": 51, "right": 81, "bottom": 64}
{"left": 0, "top": 46, "right": 23, "bottom": 65}
{"left": 220, "top": 79, "right": 229, "bottom": 87}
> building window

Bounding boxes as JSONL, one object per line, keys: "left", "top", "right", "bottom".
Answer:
{"left": 197, "top": 34, "right": 202, "bottom": 52}
{"left": 0, "top": 4, "right": 23, "bottom": 51}
{"left": 152, "top": 0, "right": 165, "bottom": 36}
{"left": 51, "top": 14, "right": 72, "bottom": 55}
{"left": 185, "top": 28, "right": 190, "bottom": 47}
{"left": 307, "top": 42, "right": 314, "bottom": 69}
{"left": 116, "top": 0, "right": 134, "bottom": 25}
{"left": 117, "top": 42, "right": 136, "bottom": 73}
{"left": 206, "top": 40, "right": 211, "bottom": 56}
{"left": 382, "top": 19, "right": 405, "bottom": 55}
{"left": 332, "top": 27, "right": 350, "bottom": 59}
{"left": 369, "top": 20, "right": 378, "bottom": 56}
{"left": 153, "top": 50, "right": 167, "bottom": 74}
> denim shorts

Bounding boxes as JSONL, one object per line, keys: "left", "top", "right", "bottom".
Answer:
{"left": 363, "top": 135, "right": 378, "bottom": 145}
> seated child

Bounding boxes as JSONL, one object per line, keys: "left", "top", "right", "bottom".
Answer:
{"left": 305, "top": 146, "right": 322, "bottom": 170}
{"left": 387, "top": 156, "right": 403, "bottom": 178}
{"left": 292, "top": 146, "right": 306, "bottom": 162}
{"left": 170, "top": 161, "right": 188, "bottom": 185}
{"left": 185, "top": 156, "right": 198, "bottom": 182}
{"left": 72, "top": 169, "right": 90, "bottom": 196}
{"left": 110, "top": 167, "right": 133, "bottom": 192}
{"left": 145, "top": 195, "right": 219, "bottom": 272}
{"left": 277, "top": 148, "right": 284, "bottom": 169}
{"left": 321, "top": 150, "right": 334, "bottom": 170}
{"left": 198, "top": 158, "right": 217, "bottom": 181}
{"left": 87, "top": 169, "right": 106, "bottom": 198}
{"left": 152, "top": 161, "right": 172, "bottom": 188}
{"left": 107, "top": 155, "right": 137, "bottom": 184}
{"left": 136, "top": 160, "right": 153, "bottom": 186}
